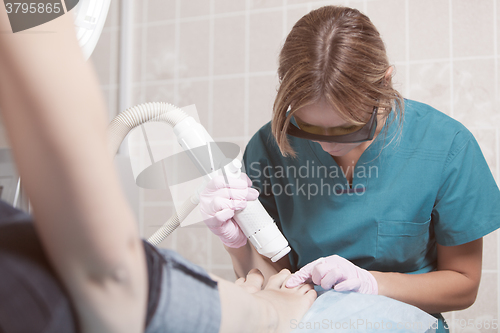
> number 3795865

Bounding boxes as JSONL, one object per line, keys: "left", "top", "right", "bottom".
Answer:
{"left": 5, "top": 2, "right": 62, "bottom": 14}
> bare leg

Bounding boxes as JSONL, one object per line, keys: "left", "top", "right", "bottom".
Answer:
{"left": 213, "top": 269, "right": 317, "bottom": 333}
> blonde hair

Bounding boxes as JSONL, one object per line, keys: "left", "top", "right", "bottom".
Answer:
{"left": 272, "top": 6, "right": 404, "bottom": 158}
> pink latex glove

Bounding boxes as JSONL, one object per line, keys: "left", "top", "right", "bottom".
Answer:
{"left": 199, "top": 173, "right": 259, "bottom": 248}
{"left": 285, "top": 255, "right": 378, "bottom": 294}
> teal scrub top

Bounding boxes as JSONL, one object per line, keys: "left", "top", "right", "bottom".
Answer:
{"left": 242, "top": 99, "right": 500, "bottom": 274}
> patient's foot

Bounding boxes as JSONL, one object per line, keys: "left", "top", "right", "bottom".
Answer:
{"left": 234, "top": 268, "right": 264, "bottom": 294}
{"left": 212, "top": 269, "right": 316, "bottom": 333}
{"left": 254, "top": 269, "right": 317, "bottom": 333}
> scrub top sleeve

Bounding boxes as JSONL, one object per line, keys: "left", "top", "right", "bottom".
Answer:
{"left": 432, "top": 130, "right": 500, "bottom": 246}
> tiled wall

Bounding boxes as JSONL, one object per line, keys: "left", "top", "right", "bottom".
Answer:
{"left": 92, "top": 0, "right": 500, "bottom": 331}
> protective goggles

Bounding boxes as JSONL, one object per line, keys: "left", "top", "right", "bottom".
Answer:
{"left": 286, "top": 106, "right": 378, "bottom": 143}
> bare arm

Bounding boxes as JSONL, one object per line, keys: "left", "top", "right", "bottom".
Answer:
{"left": 0, "top": 11, "right": 147, "bottom": 333}
{"left": 0, "top": 10, "right": 318, "bottom": 333}
{"left": 372, "top": 238, "right": 482, "bottom": 313}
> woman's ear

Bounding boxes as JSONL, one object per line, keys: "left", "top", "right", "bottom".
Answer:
{"left": 384, "top": 66, "right": 394, "bottom": 84}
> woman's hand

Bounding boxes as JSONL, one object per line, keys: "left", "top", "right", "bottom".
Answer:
{"left": 285, "top": 254, "right": 378, "bottom": 294}
{"left": 199, "top": 173, "right": 259, "bottom": 248}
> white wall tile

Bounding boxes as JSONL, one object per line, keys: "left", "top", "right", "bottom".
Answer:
{"left": 133, "top": 0, "right": 146, "bottom": 25}
{"left": 107, "top": 87, "right": 119, "bottom": 122}
{"left": 133, "top": 26, "right": 144, "bottom": 82}
{"left": 249, "top": 10, "right": 283, "bottom": 72}
{"left": 130, "top": 85, "right": 143, "bottom": 107}
{"left": 215, "top": 0, "right": 246, "bottom": 14}
{"left": 180, "top": 0, "right": 210, "bottom": 18}
{"left": 214, "top": 15, "right": 246, "bottom": 75}
{"left": 366, "top": 0, "right": 407, "bottom": 63}
{"left": 178, "top": 80, "right": 210, "bottom": 128}
{"left": 409, "top": 62, "right": 451, "bottom": 115}
{"left": 175, "top": 225, "right": 210, "bottom": 266}
{"left": 179, "top": 19, "right": 210, "bottom": 78}
{"left": 288, "top": 0, "right": 316, "bottom": 4}
{"left": 143, "top": 204, "right": 175, "bottom": 231}
{"left": 408, "top": 0, "right": 450, "bottom": 61}
{"left": 248, "top": 74, "right": 279, "bottom": 134}
{"left": 144, "top": 24, "right": 176, "bottom": 81}
{"left": 497, "top": 0, "right": 500, "bottom": 57}
{"left": 212, "top": 78, "right": 246, "bottom": 138}
{"left": 285, "top": 7, "right": 313, "bottom": 36}
{"left": 147, "top": 0, "right": 176, "bottom": 23}
{"left": 249, "top": 0, "right": 282, "bottom": 10}
{"left": 342, "top": 0, "right": 365, "bottom": 13}
{"left": 143, "top": 82, "right": 176, "bottom": 102}
{"left": 104, "top": 0, "right": 120, "bottom": 28}
{"left": 392, "top": 63, "right": 407, "bottom": 98}
{"left": 453, "top": 59, "right": 497, "bottom": 127}
{"left": 142, "top": 187, "right": 173, "bottom": 202}
{"left": 452, "top": 0, "right": 495, "bottom": 58}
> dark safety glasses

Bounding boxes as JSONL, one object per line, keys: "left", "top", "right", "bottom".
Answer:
{"left": 286, "top": 106, "right": 378, "bottom": 143}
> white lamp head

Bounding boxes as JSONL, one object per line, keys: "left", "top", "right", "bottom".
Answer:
{"left": 72, "top": 0, "right": 112, "bottom": 60}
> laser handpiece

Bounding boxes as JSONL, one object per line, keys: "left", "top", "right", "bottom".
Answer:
{"left": 108, "top": 102, "right": 291, "bottom": 262}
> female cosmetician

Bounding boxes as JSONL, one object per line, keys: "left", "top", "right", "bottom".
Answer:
{"left": 198, "top": 6, "right": 500, "bottom": 333}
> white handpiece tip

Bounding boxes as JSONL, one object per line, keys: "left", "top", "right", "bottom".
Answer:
{"left": 271, "top": 246, "right": 292, "bottom": 262}
{"left": 227, "top": 159, "right": 242, "bottom": 173}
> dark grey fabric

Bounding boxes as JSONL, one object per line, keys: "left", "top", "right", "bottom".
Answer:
{"left": 0, "top": 200, "right": 221, "bottom": 333}
{"left": 0, "top": 201, "right": 78, "bottom": 333}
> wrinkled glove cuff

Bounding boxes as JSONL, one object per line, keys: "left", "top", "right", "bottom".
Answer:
{"left": 361, "top": 269, "right": 378, "bottom": 295}
{"left": 206, "top": 224, "right": 247, "bottom": 248}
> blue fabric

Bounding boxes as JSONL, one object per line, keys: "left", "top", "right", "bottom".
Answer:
{"left": 243, "top": 99, "right": 500, "bottom": 331}
{"left": 145, "top": 248, "right": 221, "bottom": 333}
{"left": 243, "top": 99, "right": 500, "bottom": 272}
{"left": 292, "top": 289, "right": 438, "bottom": 333}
